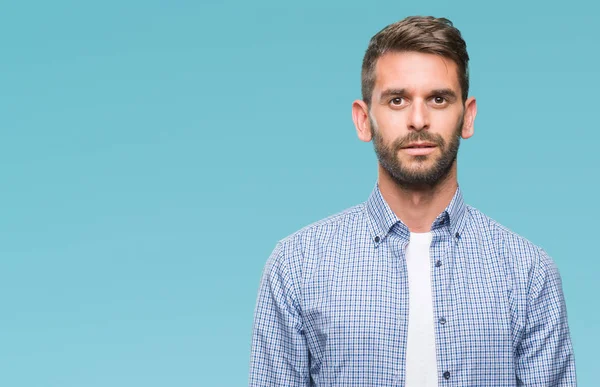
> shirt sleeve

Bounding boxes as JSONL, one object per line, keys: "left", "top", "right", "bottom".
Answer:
{"left": 515, "top": 249, "right": 577, "bottom": 386}
{"left": 249, "top": 242, "right": 310, "bottom": 386}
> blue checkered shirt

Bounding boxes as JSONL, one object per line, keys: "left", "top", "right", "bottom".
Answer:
{"left": 250, "top": 183, "right": 576, "bottom": 386}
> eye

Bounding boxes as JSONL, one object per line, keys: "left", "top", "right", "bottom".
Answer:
{"left": 432, "top": 96, "right": 446, "bottom": 104}
{"left": 389, "top": 97, "right": 405, "bottom": 106}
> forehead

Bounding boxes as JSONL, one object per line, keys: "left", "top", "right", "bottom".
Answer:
{"left": 374, "top": 51, "right": 461, "bottom": 94}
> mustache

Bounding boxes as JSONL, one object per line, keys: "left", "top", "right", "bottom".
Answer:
{"left": 393, "top": 132, "right": 445, "bottom": 150}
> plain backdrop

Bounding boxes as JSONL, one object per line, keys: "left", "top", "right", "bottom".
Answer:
{"left": 1, "top": 1, "right": 597, "bottom": 386}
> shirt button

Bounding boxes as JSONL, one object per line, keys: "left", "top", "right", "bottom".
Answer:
{"left": 439, "top": 317, "right": 447, "bottom": 325}
{"left": 374, "top": 236, "right": 380, "bottom": 243}
{"left": 454, "top": 232, "right": 460, "bottom": 238}
{"left": 435, "top": 260, "right": 442, "bottom": 267}
{"left": 443, "top": 371, "right": 451, "bottom": 379}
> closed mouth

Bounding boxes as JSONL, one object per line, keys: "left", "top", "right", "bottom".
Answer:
{"left": 402, "top": 142, "right": 437, "bottom": 149}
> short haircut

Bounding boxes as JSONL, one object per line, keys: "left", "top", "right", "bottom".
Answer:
{"left": 361, "top": 16, "right": 470, "bottom": 106}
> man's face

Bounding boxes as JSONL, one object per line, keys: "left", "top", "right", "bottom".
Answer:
{"left": 368, "top": 51, "right": 468, "bottom": 189}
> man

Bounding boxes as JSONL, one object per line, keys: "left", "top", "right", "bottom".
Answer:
{"left": 249, "top": 16, "right": 576, "bottom": 386}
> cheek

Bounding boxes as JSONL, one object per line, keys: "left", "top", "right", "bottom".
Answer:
{"left": 382, "top": 109, "right": 407, "bottom": 127}
{"left": 374, "top": 111, "right": 409, "bottom": 140}
{"left": 430, "top": 111, "right": 462, "bottom": 133}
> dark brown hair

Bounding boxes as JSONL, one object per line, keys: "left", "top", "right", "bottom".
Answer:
{"left": 361, "top": 16, "right": 470, "bottom": 106}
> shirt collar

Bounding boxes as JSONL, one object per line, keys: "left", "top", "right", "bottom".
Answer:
{"left": 364, "top": 182, "right": 468, "bottom": 243}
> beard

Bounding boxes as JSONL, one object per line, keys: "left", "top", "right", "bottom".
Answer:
{"left": 370, "top": 116, "right": 463, "bottom": 189}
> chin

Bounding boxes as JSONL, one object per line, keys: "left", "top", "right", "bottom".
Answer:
{"left": 401, "top": 156, "right": 436, "bottom": 166}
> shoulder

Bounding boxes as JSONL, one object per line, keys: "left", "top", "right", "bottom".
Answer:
{"left": 276, "top": 203, "right": 365, "bottom": 257}
{"left": 465, "top": 205, "right": 560, "bottom": 283}
{"left": 263, "top": 203, "right": 366, "bottom": 277}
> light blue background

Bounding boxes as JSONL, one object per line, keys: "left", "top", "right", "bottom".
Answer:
{"left": 1, "top": 1, "right": 597, "bottom": 386}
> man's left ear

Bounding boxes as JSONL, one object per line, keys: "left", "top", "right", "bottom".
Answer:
{"left": 461, "top": 96, "right": 477, "bottom": 139}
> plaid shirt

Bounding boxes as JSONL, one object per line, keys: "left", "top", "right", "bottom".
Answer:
{"left": 250, "top": 183, "right": 576, "bottom": 386}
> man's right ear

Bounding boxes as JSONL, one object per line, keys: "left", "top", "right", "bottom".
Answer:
{"left": 352, "top": 100, "right": 372, "bottom": 143}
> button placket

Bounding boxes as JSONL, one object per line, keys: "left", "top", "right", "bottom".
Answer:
{"left": 436, "top": 232, "right": 455, "bottom": 385}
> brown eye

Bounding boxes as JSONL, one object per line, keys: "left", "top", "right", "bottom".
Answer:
{"left": 433, "top": 96, "right": 446, "bottom": 104}
{"left": 390, "top": 97, "right": 404, "bottom": 106}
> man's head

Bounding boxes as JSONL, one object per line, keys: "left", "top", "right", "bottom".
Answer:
{"left": 352, "top": 16, "right": 477, "bottom": 190}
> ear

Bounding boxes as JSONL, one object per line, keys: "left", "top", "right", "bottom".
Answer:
{"left": 461, "top": 96, "right": 477, "bottom": 139}
{"left": 352, "top": 99, "right": 373, "bottom": 142}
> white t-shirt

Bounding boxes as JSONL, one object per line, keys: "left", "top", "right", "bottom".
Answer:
{"left": 405, "top": 231, "right": 438, "bottom": 387}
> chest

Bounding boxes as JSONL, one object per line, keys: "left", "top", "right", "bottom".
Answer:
{"left": 300, "top": 235, "right": 515, "bottom": 378}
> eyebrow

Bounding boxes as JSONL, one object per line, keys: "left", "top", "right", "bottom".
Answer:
{"left": 379, "top": 88, "right": 458, "bottom": 102}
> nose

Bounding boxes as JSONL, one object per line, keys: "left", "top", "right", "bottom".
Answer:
{"left": 407, "top": 100, "right": 430, "bottom": 131}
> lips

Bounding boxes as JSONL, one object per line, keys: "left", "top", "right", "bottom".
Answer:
{"left": 401, "top": 142, "right": 437, "bottom": 149}
{"left": 400, "top": 142, "right": 438, "bottom": 156}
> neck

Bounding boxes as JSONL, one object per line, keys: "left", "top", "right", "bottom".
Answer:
{"left": 377, "top": 162, "right": 458, "bottom": 233}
